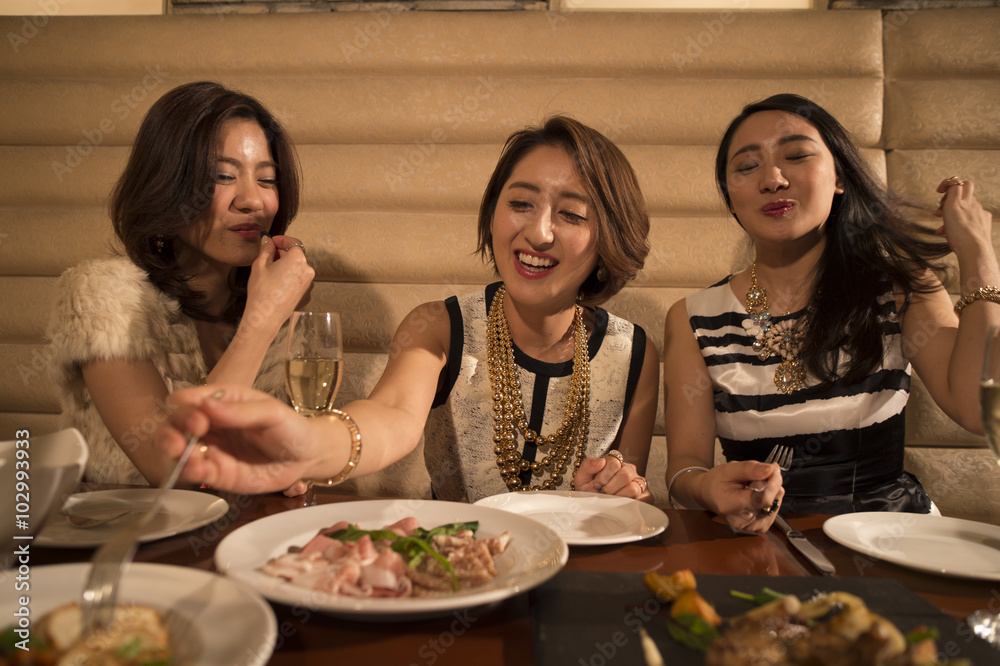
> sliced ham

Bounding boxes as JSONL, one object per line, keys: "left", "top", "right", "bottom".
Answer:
{"left": 260, "top": 519, "right": 508, "bottom": 599}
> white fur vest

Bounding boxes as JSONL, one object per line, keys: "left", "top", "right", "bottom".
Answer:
{"left": 46, "top": 257, "right": 287, "bottom": 485}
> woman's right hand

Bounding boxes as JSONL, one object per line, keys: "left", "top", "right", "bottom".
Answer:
{"left": 696, "top": 461, "right": 785, "bottom": 534}
{"left": 158, "top": 384, "right": 324, "bottom": 494}
{"left": 244, "top": 234, "right": 315, "bottom": 334}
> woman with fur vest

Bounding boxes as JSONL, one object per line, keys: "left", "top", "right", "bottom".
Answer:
{"left": 47, "top": 81, "right": 314, "bottom": 487}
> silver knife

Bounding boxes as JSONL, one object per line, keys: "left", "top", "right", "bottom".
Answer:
{"left": 774, "top": 515, "right": 836, "bottom": 575}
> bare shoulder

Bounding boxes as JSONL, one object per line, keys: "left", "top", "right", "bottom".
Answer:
{"left": 664, "top": 296, "right": 693, "bottom": 339}
{"left": 392, "top": 300, "right": 452, "bottom": 358}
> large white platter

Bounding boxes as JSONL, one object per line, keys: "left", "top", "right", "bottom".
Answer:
{"left": 474, "top": 490, "right": 669, "bottom": 546}
{"left": 823, "top": 512, "right": 1000, "bottom": 581}
{"left": 214, "top": 499, "right": 568, "bottom": 620}
{"left": 0, "top": 562, "right": 276, "bottom": 665}
{"left": 37, "top": 489, "right": 229, "bottom": 547}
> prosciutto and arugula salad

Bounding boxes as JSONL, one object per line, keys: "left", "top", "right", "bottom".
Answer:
{"left": 260, "top": 517, "right": 511, "bottom": 598}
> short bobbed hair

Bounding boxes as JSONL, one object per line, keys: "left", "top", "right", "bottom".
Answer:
{"left": 476, "top": 116, "right": 650, "bottom": 307}
{"left": 110, "top": 81, "right": 301, "bottom": 322}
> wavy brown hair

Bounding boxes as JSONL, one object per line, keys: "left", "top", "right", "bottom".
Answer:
{"left": 476, "top": 116, "right": 650, "bottom": 307}
{"left": 110, "top": 81, "right": 300, "bottom": 322}
{"left": 715, "top": 94, "right": 950, "bottom": 386}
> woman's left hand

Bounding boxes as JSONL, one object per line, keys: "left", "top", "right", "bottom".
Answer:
{"left": 573, "top": 452, "right": 653, "bottom": 503}
{"left": 934, "top": 177, "right": 994, "bottom": 258}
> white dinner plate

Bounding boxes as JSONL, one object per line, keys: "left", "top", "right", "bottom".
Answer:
{"left": 0, "top": 562, "right": 276, "bottom": 665}
{"left": 214, "top": 499, "right": 568, "bottom": 620}
{"left": 823, "top": 512, "right": 1000, "bottom": 581}
{"left": 473, "top": 490, "right": 669, "bottom": 546}
{"left": 36, "top": 489, "right": 229, "bottom": 547}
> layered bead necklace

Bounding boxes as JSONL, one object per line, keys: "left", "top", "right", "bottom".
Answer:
{"left": 742, "top": 263, "right": 811, "bottom": 394}
{"left": 487, "top": 284, "right": 591, "bottom": 491}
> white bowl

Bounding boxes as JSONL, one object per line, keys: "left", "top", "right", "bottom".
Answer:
{"left": 0, "top": 428, "right": 87, "bottom": 560}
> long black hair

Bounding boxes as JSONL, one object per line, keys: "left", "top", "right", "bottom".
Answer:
{"left": 715, "top": 94, "right": 950, "bottom": 386}
{"left": 110, "top": 81, "right": 300, "bottom": 322}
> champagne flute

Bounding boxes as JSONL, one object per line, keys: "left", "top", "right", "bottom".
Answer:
{"left": 286, "top": 312, "right": 343, "bottom": 504}
{"left": 980, "top": 326, "right": 1000, "bottom": 467}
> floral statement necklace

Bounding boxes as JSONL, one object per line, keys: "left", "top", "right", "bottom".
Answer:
{"left": 487, "top": 285, "right": 591, "bottom": 491}
{"left": 742, "top": 263, "right": 810, "bottom": 394}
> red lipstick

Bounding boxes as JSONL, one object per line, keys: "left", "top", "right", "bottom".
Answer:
{"left": 761, "top": 200, "right": 794, "bottom": 217}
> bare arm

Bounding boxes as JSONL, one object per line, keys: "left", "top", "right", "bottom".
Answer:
{"left": 903, "top": 179, "right": 999, "bottom": 433}
{"left": 662, "top": 297, "right": 781, "bottom": 533}
{"left": 80, "top": 236, "right": 314, "bottom": 484}
{"left": 338, "top": 301, "right": 452, "bottom": 472}
{"left": 158, "top": 301, "right": 453, "bottom": 492}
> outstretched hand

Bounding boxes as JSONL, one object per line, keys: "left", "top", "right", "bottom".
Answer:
{"left": 157, "top": 385, "right": 322, "bottom": 494}
{"left": 573, "top": 453, "right": 653, "bottom": 503}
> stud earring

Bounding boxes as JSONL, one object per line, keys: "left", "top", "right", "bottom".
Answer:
{"left": 154, "top": 235, "right": 165, "bottom": 253}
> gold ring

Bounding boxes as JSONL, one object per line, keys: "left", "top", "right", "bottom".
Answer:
{"left": 606, "top": 450, "right": 625, "bottom": 465}
{"left": 634, "top": 478, "right": 647, "bottom": 493}
{"left": 759, "top": 498, "right": 780, "bottom": 516}
{"left": 945, "top": 176, "right": 965, "bottom": 188}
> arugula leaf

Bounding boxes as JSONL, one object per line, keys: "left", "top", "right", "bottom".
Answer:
{"left": 326, "top": 521, "right": 478, "bottom": 592}
{"left": 666, "top": 613, "right": 720, "bottom": 653}
{"left": 904, "top": 626, "right": 939, "bottom": 644}
{"left": 0, "top": 625, "right": 47, "bottom": 654}
{"left": 391, "top": 537, "right": 460, "bottom": 590}
{"left": 326, "top": 525, "right": 400, "bottom": 542}
{"left": 730, "top": 587, "right": 787, "bottom": 606}
{"left": 117, "top": 637, "right": 144, "bottom": 660}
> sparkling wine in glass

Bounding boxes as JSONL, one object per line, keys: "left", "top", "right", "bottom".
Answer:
{"left": 980, "top": 326, "right": 1000, "bottom": 467}
{"left": 285, "top": 312, "right": 343, "bottom": 416}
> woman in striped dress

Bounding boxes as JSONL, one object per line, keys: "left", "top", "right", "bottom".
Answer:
{"left": 663, "top": 94, "right": 998, "bottom": 533}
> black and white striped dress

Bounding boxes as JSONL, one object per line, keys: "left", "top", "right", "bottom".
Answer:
{"left": 686, "top": 276, "right": 932, "bottom": 514}
{"left": 424, "top": 282, "right": 647, "bottom": 503}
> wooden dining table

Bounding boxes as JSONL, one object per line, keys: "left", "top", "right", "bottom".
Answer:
{"left": 31, "top": 486, "right": 998, "bottom": 666}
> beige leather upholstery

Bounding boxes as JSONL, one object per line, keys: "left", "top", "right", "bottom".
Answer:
{"left": 2, "top": 9, "right": 998, "bottom": 522}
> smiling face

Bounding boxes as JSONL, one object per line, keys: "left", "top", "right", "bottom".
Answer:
{"left": 177, "top": 119, "right": 279, "bottom": 271}
{"left": 724, "top": 110, "right": 844, "bottom": 252}
{"left": 490, "top": 145, "right": 599, "bottom": 309}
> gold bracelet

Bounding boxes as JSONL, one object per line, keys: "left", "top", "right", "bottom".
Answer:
{"left": 306, "top": 408, "right": 362, "bottom": 487}
{"left": 954, "top": 286, "right": 1000, "bottom": 314}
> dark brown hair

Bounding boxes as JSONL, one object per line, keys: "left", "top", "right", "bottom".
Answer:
{"left": 110, "top": 81, "right": 300, "bottom": 322}
{"left": 476, "top": 116, "right": 650, "bottom": 306}
{"left": 715, "top": 94, "right": 949, "bottom": 386}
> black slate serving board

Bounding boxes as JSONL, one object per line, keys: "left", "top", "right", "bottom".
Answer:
{"left": 530, "top": 572, "right": 996, "bottom": 666}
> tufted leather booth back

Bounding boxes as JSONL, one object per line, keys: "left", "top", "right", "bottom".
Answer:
{"left": 1, "top": 9, "right": 998, "bottom": 522}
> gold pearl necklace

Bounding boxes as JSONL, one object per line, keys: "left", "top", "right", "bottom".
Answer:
{"left": 742, "top": 263, "right": 810, "bottom": 394}
{"left": 487, "top": 284, "right": 591, "bottom": 491}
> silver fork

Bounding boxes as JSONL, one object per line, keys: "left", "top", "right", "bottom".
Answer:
{"left": 80, "top": 432, "right": 200, "bottom": 635}
{"left": 763, "top": 444, "right": 793, "bottom": 471}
